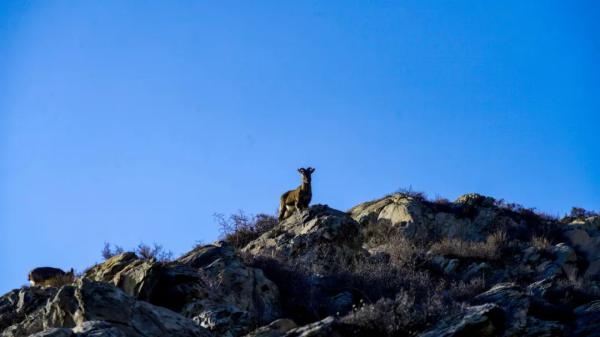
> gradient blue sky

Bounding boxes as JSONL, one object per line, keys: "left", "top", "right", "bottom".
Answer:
{"left": 1, "top": 1, "right": 599, "bottom": 293}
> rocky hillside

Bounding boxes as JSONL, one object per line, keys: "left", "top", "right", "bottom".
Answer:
{"left": 2, "top": 192, "right": 600, "bottom": 337}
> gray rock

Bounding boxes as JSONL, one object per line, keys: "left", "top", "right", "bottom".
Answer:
{"left": 82, "top": 252, "right": 159, "bottom": 300}
{"left": 0, "top": 287, "right": 57, "bottom": 337}
{"left": 243, "top": 319, "right": 297, "bottom": 337}
{"left": 522, "top": 317, "right": 564, "bottom": 337}
{"left": 417, "top": 303, "right": 504, "bottom": 337}
{"left": 283, "top": 316, "right": 340, "bottom": 337}
{"left": 464, "top": 262, "right": 490, "bottom": 280}
{"left": 473, "top": 283, "right": 529, "bottom": 336}
{"left": 43, "top": 280, "right": 213, "bottom": 337}
{"left": 28, "top": 328, "right": 74, "bottom": 337}
{"left": 81, "top": 241, "right": 281, "bottom": 337}
{"left": 243, "top": 205, "right": 364, "bottom": 274}
{"left": 444, "top": 259, "right": 460, "bottom": 274}
{"left": 177, "top": 242, "right": 281, "bottom": 336}
{"left": 573, "top": 300, "right": 600, "bottom": 337}
{"left": 72, "top": 321, "right": 127, "bottom": 337}
{"left": 349, "top": 193, "right": 520, "bottom": 246}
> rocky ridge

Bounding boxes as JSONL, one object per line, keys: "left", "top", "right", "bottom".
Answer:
{"left": 1, "top": 192, "right": 600, "bottom": 337}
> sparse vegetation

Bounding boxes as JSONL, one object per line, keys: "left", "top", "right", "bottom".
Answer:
{"left": 563, "top": 206, "right": 599, "bottom": 222}
{"left": 101, "top": 242, "right": 124, "bottom": 260}
{"left": 216, "top": 211, "right": 278, "bottom": 249}
{"left": 136, "top": 242, "right": 173, "bottom": 262}
{"left": 428, "top": 231, "right": 507, "bottom": 260}
{"left": 396, "top": 186, "right": 427, "bottom": 201}
{"left": 101, "top": 242, "right": 173, "bottom": 262}
{"left": 245, "top": 230, "right": 489, "bottom": 335}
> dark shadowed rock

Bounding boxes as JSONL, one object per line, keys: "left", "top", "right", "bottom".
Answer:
{"left": 28, "top": 328, "right": 74, "bottom": 337}
{"left": 573, "top": 300, "right": 600, "bottom": 337}
{"left": 417, "top": 304, "right": 504, "bottom": 337}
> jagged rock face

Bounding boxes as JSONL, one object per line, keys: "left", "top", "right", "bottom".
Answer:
{"left": 243, "top": 205, "right": 364, "bottom": 273}
{"left": 80, "top": 242, "right": 281, "bottom": 337}
{"left": 0, "top": 287, "right": 57, "bottom": 337}
{"left": 4, "top": 194, "right": 600, "bottom": 337}
{"left": 562, "top": 216, "right": 600, "bottom": 280}
{"left": 83, "top": 252, "right": 158, "bottom": 300}
{"left": 174, "top": 243, "right": 281, "bottom": 337}
{"left": 2, "top": 280, "right": 212, "bottom": 337}
{"left": 349, "top": 193, "right": 522, "bottom": 245}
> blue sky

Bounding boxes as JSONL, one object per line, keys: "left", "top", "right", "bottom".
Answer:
{"left": 1, "top": 1, "right": 598, "bottom": 293}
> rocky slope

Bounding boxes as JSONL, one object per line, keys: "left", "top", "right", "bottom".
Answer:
{"left": 2, "top": 192, "right": 600, "bottom": 337}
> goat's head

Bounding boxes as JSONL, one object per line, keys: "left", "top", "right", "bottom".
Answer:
{"left": 298, "top": 167, "right": 315, "bottom": 183}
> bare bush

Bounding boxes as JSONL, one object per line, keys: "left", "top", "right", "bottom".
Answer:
{"left": 342, "top": 288, "right": 463, "bottom": 336}
{"left": 216, "top": 211, "right": 278, "bottom": 249}
{"left": 429, "top": 231, "right": 507, "bottom": 260}
{"left": 563, "top": 207, "right": 599, "bottom": 222}
{"left": 370, "top": 234, "right": 423, "bottom": 268}
{"left": 136, "top": 242, "right": 173, "bottom": 262}
{"left": 101, "top": 242, "right": 124, "bottom": 260}
{"left": 396, "top": 186, "right": 427, "bottom": 201}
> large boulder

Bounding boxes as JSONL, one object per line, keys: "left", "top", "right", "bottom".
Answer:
{"left": 349, "top": 193, "right": 520, "bottom": 245}
{"left": 562, "top": 216, "right": 600, "bottom": 279}
{"left": 172, "top": 242, "right": 281, "bottom": 337}
{"left": 82, "top": 252, "right": 159, "bottom": 300}
{"left": 473, "top": 283, "right": 529, "bottom": 336}
{"left": 243, "top": 205, "right": 364, "bottom": 273}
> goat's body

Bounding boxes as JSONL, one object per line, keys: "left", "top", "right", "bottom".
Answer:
{"left": 279, "top": 168, "right": 314, "bottom": 221}
{"left": 28, "top": 267, "right": 74, "bottom": 288}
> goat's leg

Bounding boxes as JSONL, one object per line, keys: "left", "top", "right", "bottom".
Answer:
{"left": 278, "top": 199, "right": 287, "bottom": 222}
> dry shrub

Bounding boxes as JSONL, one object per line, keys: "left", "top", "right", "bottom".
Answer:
{"left": 216, "top": 211, "right": 278, "bottom": 249}
{"left": 396, "top": 187, "right": 427, "bottom": 201}
{"left": 101, "top": 242, "right": 124, "bottom": 260}
{"left": 136, "top": 242, "right": 173, "bottom": 262}
{"left": 447, "top": 277, "right": 487, "bottom": 301}
{"left": 370, "top": 234, "right": 422, "bottom": 268}
{"left": 342, "top": 288, "right": 463, "bottom": 336}
{"left": 101, "top": 242, "right": 172, "bottom": 262}
{"left": 429, "top": 231, "right": 507, "bottom": 260}
{"left": 531, "top": 235, "right": 551, "bottom": 250}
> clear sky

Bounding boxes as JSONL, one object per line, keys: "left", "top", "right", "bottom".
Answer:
{"left": 1, "top": 1, "right": 599, "bottom": 293}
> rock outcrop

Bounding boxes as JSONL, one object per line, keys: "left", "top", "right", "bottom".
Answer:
{"left": 84, "top": 241, "right": 280, "bottom": 337}
{"left": 2, "top": 193, "right": 600, "bottom": 337}
{"left": 349, "top": 193, "right": 526, "bottom": 246}
{"left": 1, "top": 280, "right": 212, "bottom": 337}
{"left": 243, "top": 205, "right": 364, "bottom": 273}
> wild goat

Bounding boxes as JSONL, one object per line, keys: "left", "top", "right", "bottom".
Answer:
{"left": 279, "top": 167, "right": 315, "bottom": 221}
{"left": 28, "top": 267, "right": 75, "bottom": 288}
